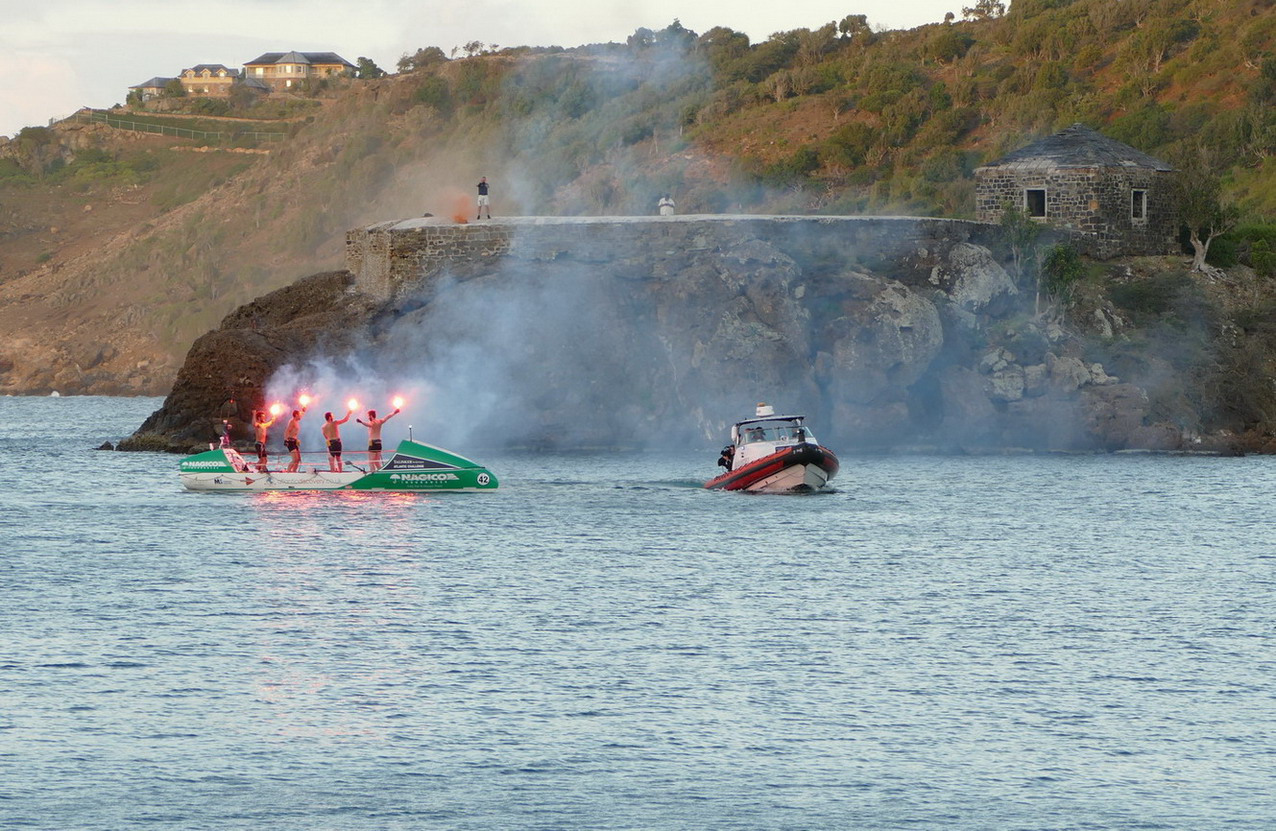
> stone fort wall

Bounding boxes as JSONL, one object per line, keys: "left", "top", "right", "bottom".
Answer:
{"left": 345, "top": 215, "right": 1005, "bottom": 300}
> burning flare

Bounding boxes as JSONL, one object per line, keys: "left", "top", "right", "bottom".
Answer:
{"left": 269, "top": 403, "right": 283, "bottom": 417}
{"left": 348, "top": 398, "right": 359, "bottom": 412}
{"left": 299, "top": 394, "right": 312, "bottom": 408}
{"left": 392, "top": 396, "right": 405, "bottom": 410}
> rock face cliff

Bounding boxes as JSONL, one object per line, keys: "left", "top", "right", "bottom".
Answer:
{"left": 135, "top": 215, "right": 1178, "bottom": 453}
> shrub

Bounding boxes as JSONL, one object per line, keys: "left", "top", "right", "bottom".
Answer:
{"left": 1041, "top": 243, "right": 1085, "bottom": 302}
{"left": 412, "top": 75, "right": 452, "bottom": 113}
{"left": 1251, "top": 239, "right": 1276, "bottom": 277}
{"left": 764, "top": 146, "right": 820, "bottom": 184}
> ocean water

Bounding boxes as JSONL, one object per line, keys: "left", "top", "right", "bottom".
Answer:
{"left": 2, "top": 396, "right": 1275, "bottom": 830}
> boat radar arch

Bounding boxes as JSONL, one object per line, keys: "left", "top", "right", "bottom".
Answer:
{"left": 756, "top": 402, "right": 774, "bottom": 417}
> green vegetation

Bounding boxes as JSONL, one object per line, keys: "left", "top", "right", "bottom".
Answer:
{"left": 1041, "top": 243, "right": 1086, "bottom": 307}
{"left": 10, "top": 0, "right": 1276, "bottom": 220}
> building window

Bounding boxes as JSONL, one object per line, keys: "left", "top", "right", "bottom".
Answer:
{"left": 1024, "top": 189, "right": 1047, "bottom": 218}
{"left": 1131, "top": 189, "right": 1148, "bottom": 223}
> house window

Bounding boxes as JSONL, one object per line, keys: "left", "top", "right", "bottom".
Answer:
{"left": 1131, "top": 189, "right": 1148, "bottom": 222}
{"left": 1024, "top": 188, "right": 1047, "bottom": 218}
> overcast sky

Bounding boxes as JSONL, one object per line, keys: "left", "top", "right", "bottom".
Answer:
{"left": 0, "top": 0, "right": 966, "bottom": 139}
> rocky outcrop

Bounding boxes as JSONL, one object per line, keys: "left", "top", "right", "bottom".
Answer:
{"left": 133, "top": 216, "right": 1177, "bottom": 453}
{"left": 134, "top": 271, "right": 385, "bottom": 450}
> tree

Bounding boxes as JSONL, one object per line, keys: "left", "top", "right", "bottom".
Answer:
{"left": 1173, "top": 141, "right": 1240, "bottom": 272}
{"left": 355, "top": 57, "right": 386, "bottom": 79}
{"left": 655, "top": 19, "right": 697, "bottom": 51}
{"left": 838, "top": 14, "right": 874, "bottom": 46}
{"left": 627, "top": 27, "right": 656, "bottom": 49}
{"left": 796, "top": 23, "right": 838, "bottom": 68}
{"left": 698, "top": 26, "right": 751, "bottom": 76}
{"left": 963, "top": 0, "right": 1006, "bottom": 21}
{"left": 398, "top": 47, "right": 448, "bottom": 72}
{"left": 456, "top": 41, "right": 489, "bottom": 58}
{"left": 162, "top": 79, "right": 186, "bottom": 98}
{"left": 1000, "top": 203, "right": 1045, "bottom": 312}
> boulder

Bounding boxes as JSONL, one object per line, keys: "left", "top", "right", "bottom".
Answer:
{"left": 929, "top": 242, "right": 1018, "bottom": 312}
{"left": 822, "top": 274, "right": 944, "bottom": 406}
{"left": 1046, "top": 353, "right": 1093, "bottom": 393}
{"left": 1080, "top": 384, "right": 1150, "bottom": 451}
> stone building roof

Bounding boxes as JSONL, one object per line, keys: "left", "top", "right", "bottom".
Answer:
{"left": 245, "top": 51, "right": 355, "bottom": 68}
{"left": 185, "top": 64, "right": 239, "bottom": 77}
{"left": 130, "top": 77, "right": 175, "bottom": 89}
{"left": 979, "top": 123, "right": 1173, "bottom": 172}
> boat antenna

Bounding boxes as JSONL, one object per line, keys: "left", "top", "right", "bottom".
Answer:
{"left": 409, "top": 425, "right": 413, "bottom": 441}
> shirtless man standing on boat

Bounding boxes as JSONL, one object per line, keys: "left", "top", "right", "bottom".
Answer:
{"left": 357, "top": 408, "right": 401, "bottom": 471}
{"left": 284, "top": 405, "right": 307, "bottom": 472}
{"left": 252, "top": 410, "right": 276, "bottom": 472}
{"left": 322, "top": 409, "right": 353, "bottom": 472}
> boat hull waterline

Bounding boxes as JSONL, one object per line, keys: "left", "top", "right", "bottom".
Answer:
{"left": 179, "top": 439, "right": 498, "bottom": 492}
{"left": 705, "top": 443, "right": 839, "bottom": 493}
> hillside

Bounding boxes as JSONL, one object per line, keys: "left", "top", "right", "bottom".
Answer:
{"left": 1, "top": 0, "right": 1274, "bottom": 405}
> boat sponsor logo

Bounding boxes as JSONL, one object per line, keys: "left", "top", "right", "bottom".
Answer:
{"left": 389, "top": 472, "right": 460, "bottom": 484}
{"left": 382, "top": 457, "right": 457, "bottom": 471}
{"left": 182, "top": 460, "right": 231, "bottom": 470}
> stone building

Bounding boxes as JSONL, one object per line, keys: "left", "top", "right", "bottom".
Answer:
{"left": 242, "top": 51, "right": 356, "bottom": 92}
{"left": 975, "top": 123, "right": 1177, "bottom": 258}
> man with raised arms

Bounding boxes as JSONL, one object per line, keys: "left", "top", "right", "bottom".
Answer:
{"left": 252, "top": 410, "right": 276, "bottom": 472}
{"left": 357, "top": 407, "right": 401, "bottom": 471}
{"left": 322, "top": 409, "right": 353, "bottom": 472}
{"left": 284, "top": 405, "right": 307, "bottom": 473}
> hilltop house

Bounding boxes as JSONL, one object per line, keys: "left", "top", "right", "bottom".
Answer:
{"left": 975, "top": 123, "right": 1178, "bottom": 259}
{"left": 242, "top": 51, "right": 356, "bottom": 91}
{"left": 178, "top": 64, "right": 239, "bottom": 96}
{"left": 128, "top": 77, "right": 175, "bottom": 102}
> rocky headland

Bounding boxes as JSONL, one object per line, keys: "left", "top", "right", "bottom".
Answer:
{"left": 129, "top": 214, "right": 1236, "bottom": 455}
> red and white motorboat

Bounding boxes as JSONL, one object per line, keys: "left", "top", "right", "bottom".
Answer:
{"left": 705, "top": 403, "right": 839, "bottom": 493}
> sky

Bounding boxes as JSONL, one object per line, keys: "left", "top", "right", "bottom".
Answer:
{"left": 0, "top": 0, "right": 967, "bottom": 139}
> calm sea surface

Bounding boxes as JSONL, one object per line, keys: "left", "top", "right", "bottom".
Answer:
{"left": 2, "top": 396, "right": 1275, "bottom": 830}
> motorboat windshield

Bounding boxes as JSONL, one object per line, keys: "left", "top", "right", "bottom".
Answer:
{"left": 733, "top": 417, "right": 813, "bottom": 445}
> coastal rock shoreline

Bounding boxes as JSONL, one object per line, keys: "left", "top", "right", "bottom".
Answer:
{"left": 125, "top": 216, "right": 1236, "bottom": 455}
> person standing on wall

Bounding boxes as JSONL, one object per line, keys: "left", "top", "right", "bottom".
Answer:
{"left": 476, "top": 176, "right": 492, "bottom": 220}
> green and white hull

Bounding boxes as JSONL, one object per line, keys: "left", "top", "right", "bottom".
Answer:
{"left": 179, "top": 439, "right": 498, "bottom": 492}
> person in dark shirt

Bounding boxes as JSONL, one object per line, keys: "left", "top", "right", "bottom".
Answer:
{"left": 476, "top": 176, "right": 491, "bottom": 219}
